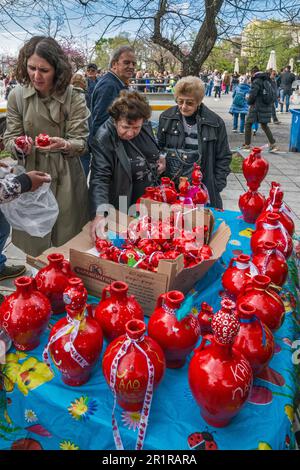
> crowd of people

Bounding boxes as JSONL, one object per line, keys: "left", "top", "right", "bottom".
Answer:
{"left": 0, "top": 35, "right": 299, "bottom": 305}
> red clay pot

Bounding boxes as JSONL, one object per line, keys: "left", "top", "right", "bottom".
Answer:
{"left": 233, "top": 302, "right": 275, "bottom": 376}
{"left": 159, "top": 177, "right": 178, "bottom": 204}
{"left": 35, "top": 253, "right": 74, "bottom": 314}
{"left": 242, "top": 147, "right": 269, "bottom": 191}
{"left": 102, "top": 319, "right": 166, "bottom": 411}
{"left": 239, "top": 190, "right": 265, "bottom": 224}
{"left": 256, "top": 205, "right": 295, "bottom": 237}
{"left": 148, "top": 290, "right": 201, "bottom": 368}
{"left": 198, "top": 302, "right": 214, "bottom": 336}
{"left": 251, "top": 241, "right": 288, "bottom": 287}
{"left": 222, "top": 254, "right": 255, "bottom": 298}
{"left": 48, "top": 313, "right": 103, "bottom": 386}
{"left": 251, "top": 212, "right": 293, "bottom": 259}
{"left": 0, "top": 276, "right": 51, "bottom": 351}
{"left": 63, "top": 277, "right": 88, "bottom": 318}
{"left": 236, "top": 274, "right": 285, "bottom": 331}
{"left": 188, "top": 309, "right": 253, "bottom": 427}
{"left": 94, "top": 281, "right": 144, "bottom": 341}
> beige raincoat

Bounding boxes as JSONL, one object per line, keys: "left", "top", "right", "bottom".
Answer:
{"left": 4, "top": 84, "right": 90, "bottom": 256}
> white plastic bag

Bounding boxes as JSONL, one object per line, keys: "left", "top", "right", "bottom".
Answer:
{"left": 1, "top": 182, "right": 59, "bottom": 237}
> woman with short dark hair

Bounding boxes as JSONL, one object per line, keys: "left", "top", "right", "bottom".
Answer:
{"left": 89, "top": 90, "right": 165, "bottom": 241}
{"left": 3, "top": 35, "right": 90, "bottom": 257}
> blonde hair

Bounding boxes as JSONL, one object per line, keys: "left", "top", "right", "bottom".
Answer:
{"left": 174, "top": 76, "right": 205, "bottom": 103}
{"left": 71, "top": 73, "right": 87, "bottom": 91}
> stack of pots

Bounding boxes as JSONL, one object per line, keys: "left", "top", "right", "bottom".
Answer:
{"left": 239, "top": 147, "right": 269, "bottom": 223}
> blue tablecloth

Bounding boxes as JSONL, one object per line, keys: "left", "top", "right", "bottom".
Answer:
{"left": 1, "top": 209, "right": 299, "bottom": 451}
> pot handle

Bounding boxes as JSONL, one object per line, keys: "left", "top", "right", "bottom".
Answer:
{"left": 155, "top": 293, "right": 167, "bottom": 309}
{"left": 101, "top": 285, "right": 111, "bottom": 302}
{"left": 228, "top": 257, "right": 237, "bottom": 268}
{"left": 194, "top": 334, "right": 213, "bottom": 353}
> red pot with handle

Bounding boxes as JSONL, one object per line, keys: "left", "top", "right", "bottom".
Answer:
{"left": 148, "top": 290, "right": 201, "bottom": 368}
{"left": 251, "top": 212, "right": 293, "bottom": 259}
{"left": 94, "top": 281, "right": 144, "bottom": 341}
{"left": 239, "top": 189, "right": 265, "bottom": 224}
{"left": 251, "top": 241, "right": 288, "bottom": 287}
{"left": 0, "top": 276, "right": 51, "bottom": 351}
{"left": 159, "top": 177, "right": 178, "bottom": 204}
{"left": 102, "top": 319, "right": 166, "bottom": 411}
{"left": 35, "top": 253, "right": 75, "bottom": 314}
{"left": 256, "top": 204, "right": 295, "bottom": 237}
{"left": 188, "top": 309, "right": 253, "bottom": 427}
{"left": 198, "top": 302, "right": 214, "bottom": 336}
{"left": 222, "top": 254, "right": 257, "bottom": 298}
{"left": 233, "top": 302, "right": 274, "bottom": 376}
{"left": 236, "top": 274, "right": 285, "bottom": 331}
{"left": 63, "top": 277, "right": 88, "bottom": 318}
{"left": 242, "top": 147, "right": 269, "bottom": 190}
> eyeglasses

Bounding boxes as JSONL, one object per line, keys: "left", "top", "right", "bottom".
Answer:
{"left": 176, "top": 99, "right": 197, "bottom": 107}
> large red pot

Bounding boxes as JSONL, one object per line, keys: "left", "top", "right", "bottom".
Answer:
{"left": 102, "top": 319, "right": 166, "bottom": 411}
{"left": 159, "top": 177, "right": 178, "bottom": 204}
{"left": 256, "top": 205, "right": 295, "bottom": 237}
{"left": 251, "top": 212, "right": 293, "bottom": 259}
{"left": 233, "top": 302, "right": 274, "bottom": 376}
{"left": 35, "top": 253, "right": 75, "bottom": 314}
{"left": 242, "top": 147, "right": 269, "bottom": 191}
{"left": 47, "top": 313, "right": 103, "bottom": 386}
{"left": 239, "top": 190, "right": 265, "bottom": 224}
{"left": 94, "top": 281, "right": 144, "bottom": 341}
{"left": 222, "top": 254, "right": 257, "bottom": 298}
{"left": 237, "top": 274, "right": 285, "bottom": 331}
{"left": 188, "top": 309, "right": 253, "bottom": 427}
{"left": 0, "top": 276, "right": 51, "bottom": 351}
{"left": 252, "top": 241, "right": 288, "bottom": 287}
{"left": 148, "top": 290, "right": 201, "bottom": 368}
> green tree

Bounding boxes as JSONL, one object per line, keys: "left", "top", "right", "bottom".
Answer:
{"left": 94, "top": 34, "right": 132, "bottom": 70}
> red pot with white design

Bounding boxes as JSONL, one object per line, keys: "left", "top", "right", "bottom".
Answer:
{"left": 102, "top": 319, "right": 166, "bottom": 411}
{"left": 236, "top": 274, "right": 285, "bottom": 331}
{"left": 0, "top": 276, "right": 51, "bottom": 351}
{"left": 233, "top": 302, "right": 275, "bottom": 376}
{"left": 256, "top": 204, "right": 295, "bottom": 237}
{"left": 94, "top": 281, "right": 144, "bottom": 341}
{"left": 188, "top": 308, "right": 253, "bottom": 427}
{"left": 148, "top": 290, "right": 201, "bottom": 368}
{"left": 35, "top": 253, "right": 75, "bottom": 314}
{"left": 252, "top": 241, "right": 288, "bottom": 287}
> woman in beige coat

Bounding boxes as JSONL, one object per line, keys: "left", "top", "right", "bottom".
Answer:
{"left": 4, "top": 36, "right": 90, "bottom": 257}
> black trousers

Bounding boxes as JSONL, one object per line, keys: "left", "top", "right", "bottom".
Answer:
{"left": 244, "top": 117, "right": 275, "bottom": 146}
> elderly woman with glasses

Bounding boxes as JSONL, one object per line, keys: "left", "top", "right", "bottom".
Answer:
{"left": 157, "top": 76, "right": 232, "bottom": 209}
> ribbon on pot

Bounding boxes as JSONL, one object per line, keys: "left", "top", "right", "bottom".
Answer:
{"left": 43, "top": 313, "right": 89, "bottom": 372}
{"left": 262, "top": 221, "right": 290, "bottom": 255}
{"left": 261, "top": 247, "right": 286, "bottom": 278}
{"left": 109, "top": 335, "right": 154, "bottom": 451}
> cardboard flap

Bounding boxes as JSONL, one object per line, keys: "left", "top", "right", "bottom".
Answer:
{"left": 210, "top": 222, "right": 231, "bottom": 258}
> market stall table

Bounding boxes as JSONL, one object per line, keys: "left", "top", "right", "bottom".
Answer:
{"left": 0, "top": 209, "right": 299, "bottom": 451}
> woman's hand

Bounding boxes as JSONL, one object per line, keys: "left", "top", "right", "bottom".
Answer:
{"left": 35, "top": 136, "right": 71, "bottom": 152}
{"left": 15, "top": 135, "right": 33, "bottom": 156}
{"left": 157, "top": 155, "right": 166, "bottom": 175}
{"left": 89, "top": 215, "right": 107, "bottom": 243}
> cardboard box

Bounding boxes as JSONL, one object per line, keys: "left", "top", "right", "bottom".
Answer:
{"left": 27, "top": 209, "right": 230, "bottom": 317}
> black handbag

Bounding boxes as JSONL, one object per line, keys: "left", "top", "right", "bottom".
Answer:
{"left": 165, "top": 148, "right": 201, "bottom": 185}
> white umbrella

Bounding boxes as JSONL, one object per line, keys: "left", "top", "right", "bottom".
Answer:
{"left": 289, "top": 58, "right": 294, "bottom": 72}
{"left": 234, "top": 58, "right": 239, "bottom": 74}
{"left": 267, "top": 50, "right": 277, "bottom": 71}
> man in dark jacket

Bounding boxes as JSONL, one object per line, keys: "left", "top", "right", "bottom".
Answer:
{"left": 243, "top": 66, "right": 277, "bottom": 151}
{"left": 90, "top": 46, "right": 136, "bottom": 141}
{"left": 279, "top": 65, "right": 296, "bottom": 113}
{"left": 157, "top": 76, "right": 232, "bottom": 209}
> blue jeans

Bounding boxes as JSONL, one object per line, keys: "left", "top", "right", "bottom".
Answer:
{"left": 233, "top": 113, "right": 246, "bottom": 132}
{"left": 205, "top": 82, "right": 213, "bottom": 96}
{"left": 252, "top": 122, "right": 259, "bottom": 132}
{"left": 0, "top": 210, "right": 10, "bottom": 272}
{"left": 280, "top": 91, "right": 290, "bottom": 112}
